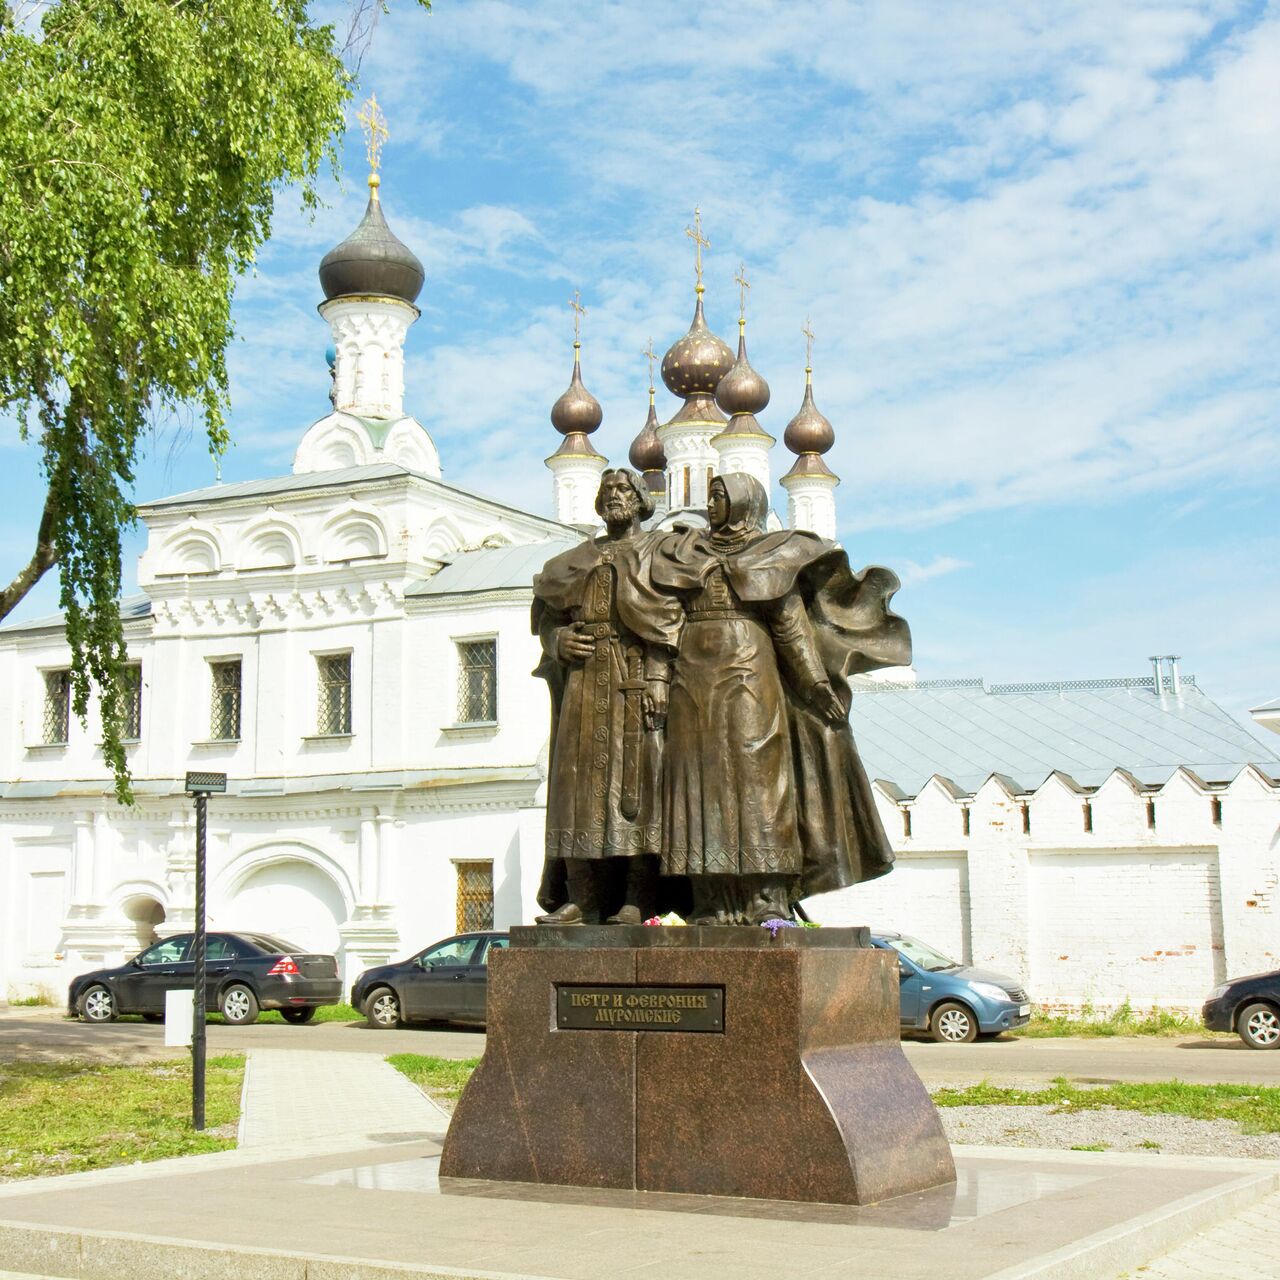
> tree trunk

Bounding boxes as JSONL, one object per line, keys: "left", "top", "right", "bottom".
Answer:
{"left": 0, "top": 486, "right": 59, "bottom": 621}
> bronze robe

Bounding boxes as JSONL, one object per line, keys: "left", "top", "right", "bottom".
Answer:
{"left": 651, "top": 494, "right": 910, "bottom": 900}
{"left": 531, "top": 534, "right": 681, "bottom": 912}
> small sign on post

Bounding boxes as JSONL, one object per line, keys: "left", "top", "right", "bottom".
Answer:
{"left": 184, "top": 771, "right": 227, "bottom": 1132}
{"left": 164, "top": 989, "right": 193, "bottom": 1047}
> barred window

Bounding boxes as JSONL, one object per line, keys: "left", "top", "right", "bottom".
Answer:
{"left": 121, "top": 664, "right": 142, "bottom": 741}
{"left": 455, "top": 861, "right": 494, "bottom": 932}
{"left": 456, "top": 639, "right": 497, "bottom": 723}
{"left": 210, "top": 660, "right": 242, "bottom": 741}
{"left": 317, "top": 653, "right": 352, "bottom": 735}
{"left": 42, "top": 670, "right": 70, "bottom": 745}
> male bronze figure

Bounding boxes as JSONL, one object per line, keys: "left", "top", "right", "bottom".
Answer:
{"left": 531, "top": 469, "right": 681, "bottom": 924}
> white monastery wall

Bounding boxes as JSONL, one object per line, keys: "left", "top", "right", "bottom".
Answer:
{"left": 810, "top": 765, "right": 1280, "bottom": 1011}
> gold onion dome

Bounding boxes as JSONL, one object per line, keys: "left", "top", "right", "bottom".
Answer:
{"left": 629, "top": 392, "right": 667, "bottom": 486}
{"left": 319, "top": 177, "right": 425, "bottom": 306}
{"left": 661, "top": 295, "right": 735, "bottom": 399}
{"left": 550, "top": 343, "right": 603, "bottom": 438}
{"left": 784, "top": 375, "right": 836, "bottom": 456}
{"left": 716, "top": 326, "right": 771, "bottom": 419}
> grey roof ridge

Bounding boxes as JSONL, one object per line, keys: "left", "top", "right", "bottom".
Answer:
{"left": 137, "top": 461, "right": 578, "bottom": 537}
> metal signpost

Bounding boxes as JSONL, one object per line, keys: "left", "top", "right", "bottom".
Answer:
{"left": 184, "top": 771, "right": 227, "bottom": 1130}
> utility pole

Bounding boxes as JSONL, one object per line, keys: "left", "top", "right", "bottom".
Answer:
{"left": 184, "top": 771, "right": 226, "bottom": 1130}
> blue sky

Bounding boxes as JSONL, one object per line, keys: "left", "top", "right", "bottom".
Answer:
{"left": 3, "top": 0, "right": 1278, "bottom": 723}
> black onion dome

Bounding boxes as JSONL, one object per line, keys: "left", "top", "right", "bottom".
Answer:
{"left": 551, "top": 347, "right": 603, "bottom": 436}
{"left": 715, "top": 328, "right": 771, "bottom": 417}
{"left": 784, "top": 379, "right": 835, "bottom": 455}
{"left": 661, "top": 295, "right": 734, "bottom": 399}
{"left": 629, "top": 395, "right": 666, "bottom": 472}
{"left": 319, "top": 187, "right": 424, "bottom": 305}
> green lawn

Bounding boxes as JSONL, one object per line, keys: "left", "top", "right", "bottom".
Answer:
{"left": 0, "top": 1055, "right": 244, "bottom": 1181}
{"left": 933, "top": 1077, "right": 1280, "bottom": 1134}
{"left": 62, "top": 1001, "right": 364, "bottom": 1026}
{"left": 387, "top": 1054, "right": 480, "bottom": 1107}
{"left": 1012, "top": 1002, "right": 1221, "bottom": 1039}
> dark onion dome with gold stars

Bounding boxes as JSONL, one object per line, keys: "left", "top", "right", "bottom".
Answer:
{"left": 629, "top": 389, "right": 667, "bottom": 491}
{"left": 661, "top": 294, "right": 735, "bottom": 401}
{"left": 548, "top": 342, "right": 604, "bottom": 458}
{"left": 319, "top": 175, "right": 425, "bottom": 306}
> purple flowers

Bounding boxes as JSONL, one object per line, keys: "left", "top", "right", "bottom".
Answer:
{"left": 761, "top": 919, "right": 800, "bottom": 938}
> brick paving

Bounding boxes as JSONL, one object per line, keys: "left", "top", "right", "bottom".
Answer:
{"left": 237, "top": 1047, "right": 447, "bottom": 1148}
{"left": 1122, "top": 1189, "right": 1280, "bottom": 1279}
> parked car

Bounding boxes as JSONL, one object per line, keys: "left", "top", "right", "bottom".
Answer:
{"left": 871, "top": 932, "right": 1031, "bottom": 1042}
{"left": 352, "top": 931, "right": 508, "bottom": 1028}
{"left": 69, "top": 931, "right": 342, "bottom": 1026}
{"left": 1203, "top": 970, "right": 1280, "bottom": 1049}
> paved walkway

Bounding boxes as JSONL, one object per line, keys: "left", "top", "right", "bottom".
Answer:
{"left": 237, "top": 1047, "right": 448, "bottom": 1148}
{"left": 1123, "top": 1188, "right": 1280, "bottom": 1278}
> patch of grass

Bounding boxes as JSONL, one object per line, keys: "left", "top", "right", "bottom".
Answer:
{"left": 7, "top": 993, "right": 55, "bottom": 1008}
{"left": 932, "top": 1077, "right": 1280, "bottom": 1135}
{"left": 1013, "top": 1000, "right": 1221, "bottom": 1038}
{"left": 1070, "top": 1143, "right": 1108, "bottom": 1151}
{"left": 91, "top": 1002, "right": 363, "bottom": 1027}
{"left": 387, "top": 1054, "right": 479, "bottom": 1108}
{"left": 0, "top": 1055, "right": 243, "bottom": 1181}
{"left": 222, "top": 1002, "right": 363, "bottom": 1026}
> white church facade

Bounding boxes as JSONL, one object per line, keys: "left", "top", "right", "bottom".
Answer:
{"left": 3, "top": 168, "right": 1279, "bottom": 1014}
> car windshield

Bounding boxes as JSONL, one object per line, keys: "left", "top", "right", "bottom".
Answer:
{"left": 882, "top": 934, "right": 961, "bottom": 973}
{"left": 241, "top": 933, "right": 302, "bottom": 955}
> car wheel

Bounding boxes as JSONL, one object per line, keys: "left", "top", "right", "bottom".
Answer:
{"left": 280, "top": 1007, "right": 316, "bottom": 1025}
{"left": 931, "top": 1001, "right": 978, "bottom": 1043}
{"left": 80, "top": 985, "right": 116, "bottom": 1023}
{"left": 366, "top": 987, "right": 401, "bottom": 1029}
{"left": 220, "top": 984, "right": 260, "bottom": 1026}
{"left": 141, "top": 1012, "right": 164, "bottom": 1023}
{"left": 1238, "top": 1002, "right": 1280, "bottom": 1050}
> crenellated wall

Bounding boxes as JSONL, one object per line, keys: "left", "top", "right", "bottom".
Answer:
{"left": 811, "top": 764, "right": 1280, "bottom": 1012}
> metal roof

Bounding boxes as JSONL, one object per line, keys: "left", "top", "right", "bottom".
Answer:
{"left": 1251, "top": 694, "right": 1280, "bottom": 714}
{"left": 137, "top": 462, "right": 574, "bottom": 535}
{"left": 407, "top": 538, "right": 579, "bottom": 598}
{"left": 0, "top": 594, "right": 152, "bottom": 636}
{"left": 847, "top": 676, "right": 1280, "bottom": 796}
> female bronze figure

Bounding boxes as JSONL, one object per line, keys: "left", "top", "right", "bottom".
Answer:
{"left": 650, "top": 473, "right": 908, "bottom": 924}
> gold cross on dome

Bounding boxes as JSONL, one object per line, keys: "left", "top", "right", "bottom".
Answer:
{"left": 735, "top": 263, "right": 751, "bottom": 323}
{"left": 641, "top": 338, "right": 656, "bottom": 391}
{"left": 569, "top": 290, "right": 586, "bottom": 344}
{"left": 357, "top": 94, "right": 389, "bottom": 178}
{"left": 802, "top": 316, "right": 816, "bottom": 369}
{"left": 685, "top": 207, "right": 710, "bottom": 290}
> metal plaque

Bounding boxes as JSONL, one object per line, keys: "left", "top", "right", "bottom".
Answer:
{"left": 556, "top": 984, "right": 723, "bottom": 1033}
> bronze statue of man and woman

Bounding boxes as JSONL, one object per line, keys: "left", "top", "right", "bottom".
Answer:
{"left": 531, "top": 468, "right": 911, "bottom": 927}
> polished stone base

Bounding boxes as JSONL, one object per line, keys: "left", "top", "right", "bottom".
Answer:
{"left": 438, "top": 928, "right": 956, "bottom": 1205}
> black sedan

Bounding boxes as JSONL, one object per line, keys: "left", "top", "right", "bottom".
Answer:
{"left": 351, "top": 931, "right": 508, "bottom": 1029}
{"left": 1203, "top": 969, "right": 1280, "bottom": 1048}
{"left": 69, "top": 931, "right": 342, "bottom": 1026}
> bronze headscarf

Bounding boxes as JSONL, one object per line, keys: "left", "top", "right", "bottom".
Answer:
{"left": 709, "top": 472, "right": 769, "bottom": 552}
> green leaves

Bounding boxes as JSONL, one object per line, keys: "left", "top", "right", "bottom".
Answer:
{"left": 0, "top": 0, "right": 357, "bottom": 800}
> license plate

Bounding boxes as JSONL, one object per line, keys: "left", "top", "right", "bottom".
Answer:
{"left": 1019, "top": 1004, "right": 1030, "bottom": 1017}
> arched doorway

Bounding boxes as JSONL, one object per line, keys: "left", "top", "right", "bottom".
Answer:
{"left": 120, "top": 895, "right": 165, "bottom": 952}
{"left": 223, "top": 861, "right": 346, "bottom": 956}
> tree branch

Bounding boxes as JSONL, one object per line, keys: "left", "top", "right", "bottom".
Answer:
{"left": 0, "top": 484, "right": 58, "bottom": 620}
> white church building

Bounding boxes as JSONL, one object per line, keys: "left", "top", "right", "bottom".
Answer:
{"left": 3, "top": 168, "right": 1279, "bottom": 1013}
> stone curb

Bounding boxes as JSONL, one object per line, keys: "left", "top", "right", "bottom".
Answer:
{"left": 0, "top": 1220, "right": 560, "bottom": 1280}
{"left": 984, "top": 1165, "right": 1280, "bottom": 1279}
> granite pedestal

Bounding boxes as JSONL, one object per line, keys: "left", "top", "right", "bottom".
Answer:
{"left": 439, "top": 926, "right": 956, "bottom": 1205}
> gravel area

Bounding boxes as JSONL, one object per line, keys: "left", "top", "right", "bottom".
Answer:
{"left": 939, "top": 1104, "right": 1280, "bottom": 1159}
